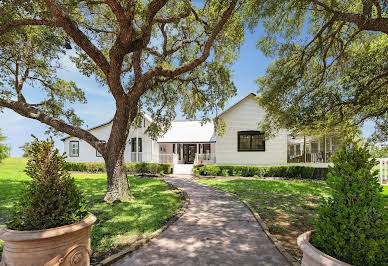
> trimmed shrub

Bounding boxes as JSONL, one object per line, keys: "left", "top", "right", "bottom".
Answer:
{"left": 126, "top": 162, "right": 171, "bottom": 175}
{"left": 64, "top": 161, "right": 171, "bottom": 175}
{"left": 8, "top": 138, "right": 88, "bottom": 231}
{"left": 193, "top": 164, "right": 322, "bottom": 179}
{"left": 311, "top": 138, "right": 388, "bottom": 265}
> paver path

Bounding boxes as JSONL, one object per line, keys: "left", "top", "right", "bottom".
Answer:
{"left": 113, "top": 177, "right": 290, "bottom": 266}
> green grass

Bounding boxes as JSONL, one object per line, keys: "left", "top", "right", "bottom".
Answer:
{"left": 0, "top": 157, "right": 183, "bottom": 263}
{"left": 198, "top": 178, "right": 387, "bottom": 260}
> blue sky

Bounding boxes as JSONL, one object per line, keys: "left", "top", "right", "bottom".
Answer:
{"left": 0, "top": 25, "right": 374, "bottom": 156}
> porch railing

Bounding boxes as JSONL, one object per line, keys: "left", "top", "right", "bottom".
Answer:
{"left": 377, "top": 158, "right": 388, "bottom": 185}
{"left": 127, "top": 152, "right": 174, "bottom": 164}
{"left": 195, "top": 153, "right": 216, "bottom": 165}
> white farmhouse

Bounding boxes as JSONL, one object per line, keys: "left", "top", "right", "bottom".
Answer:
{"left": 63, "top": 93, "right": 337, "bottom": 173}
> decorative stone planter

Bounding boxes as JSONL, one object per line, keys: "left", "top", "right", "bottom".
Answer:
{"left": 0, "top": 214, "right": 96, "bottom": 266}
{"left": 297, "top": 231, "right": 352, "bottom": 266}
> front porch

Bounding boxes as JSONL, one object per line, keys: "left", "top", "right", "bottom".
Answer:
{"left": 158, "top": 142, "right": 216, "bottom": 165}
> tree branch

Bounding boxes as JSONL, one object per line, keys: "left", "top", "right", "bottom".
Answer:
{"left": 309, "top": 0, "right": 388, "bottom": 34}
{"left": 141, "top": 0, "right": 237, "bottom": 81}
{"left": 154, "top": 10, "right": 190, "bottom": 23}
{"left": 43, "top": 0, "right": 111, "bottom": 76}
{"left": 0, "top": 98, "right": 101, "bottom": 149}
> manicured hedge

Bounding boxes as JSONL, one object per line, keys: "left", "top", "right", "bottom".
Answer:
{"left": 194, "top": 164, "right": 328, "bottom": 179}
{"left": 64, "top": 162, "right": 171, "bottom": 175}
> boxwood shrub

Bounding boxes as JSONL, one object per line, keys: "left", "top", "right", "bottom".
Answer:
{"left": 64, "top": 161, "right": 171, "bottom": 175}
{"left": 8, "top": 138, "right": 88, "bottom": 230}
{"left": 194, "top": 164, "right": 327, "bottom": 179}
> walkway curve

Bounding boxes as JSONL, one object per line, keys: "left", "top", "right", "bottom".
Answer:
{"left": 112, "top": 176, "right": 290, "bottom": 266}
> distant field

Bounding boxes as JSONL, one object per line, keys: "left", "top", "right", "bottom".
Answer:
{"left": 0, "top": 157, "right": 183, "bottom": 263}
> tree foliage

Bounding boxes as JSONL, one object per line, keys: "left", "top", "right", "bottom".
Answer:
{"left": 0, "top": 128, "right": 10, "bottom": 162}
{"left": 246, "top": 0, "right": 388, "bottom": 141}
{"left": 0, "top": 0, "right": 245, "bottom": 201}
{"left": 19, "top": 141, "right": 33, "bottom": 158}
{"left": 312, "top": 138, "right": 387, "bottom": 265}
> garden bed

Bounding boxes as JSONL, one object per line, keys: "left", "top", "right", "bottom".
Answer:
{"left": 0, "top": 158, "right": 183, "bottom": 264}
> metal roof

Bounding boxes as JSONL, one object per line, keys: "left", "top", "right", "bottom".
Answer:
{"left": 157, "top": 121, "right": 216, "bottom": 143}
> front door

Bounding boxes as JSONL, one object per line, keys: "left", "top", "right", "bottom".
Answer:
{"left": 183, "top": 144, "right": 196, "bottom": 164}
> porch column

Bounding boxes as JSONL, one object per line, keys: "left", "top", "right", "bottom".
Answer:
{"left": 324, "top": 135, "right": 327, "bottom": 163}
{"left": 303, "top": 135, "right": 307, "bottom": 163}
{"left": 136, "top": 128, "right": 139, "bottom": 162}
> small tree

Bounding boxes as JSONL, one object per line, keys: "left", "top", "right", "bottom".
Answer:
{"left": 311, "top": 138, "right": 388, "bottom": 265}
{"left": 7, "top": 138, "right": 88, "bottom": 231}
{"left": 0, "top": 128, "right": 10, "bottom": 163}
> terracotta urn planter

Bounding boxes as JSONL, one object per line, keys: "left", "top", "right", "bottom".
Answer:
{"left": 0, "top": 214, "right": 96, "bottom": 266}
{"left": 297, "top": 231, "right": 352, "bottom": 266}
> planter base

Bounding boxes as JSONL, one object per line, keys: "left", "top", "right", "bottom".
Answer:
{"left": 0, "top": 214, "right": 96, "bottom": 266}
{"left": 297, "top": 231, "right": 352, "bottom": 266}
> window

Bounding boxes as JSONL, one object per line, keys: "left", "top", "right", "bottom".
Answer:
{"left": 96, "top": 140, "right": 106, "bottom": 157}
{"left": 69, "top": 141, "right": 79, "bottom": 157}
{"left": 238, "top": 131, "right": 265, "bottom": 151}
{"left": 131, "top": 138, "right": 142, "bottom": 152}
{"left": 173, "top": 144, "right": 176, "bottom": 153}
{"left": 203, "top": 144, "right": 211, "bottom": 154}
{"left": 177, "top": 144, "right": 181, "bottom": 160}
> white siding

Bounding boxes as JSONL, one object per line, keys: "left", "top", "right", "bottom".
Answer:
{"left": 216, "top": 95, "right": 287, "bottom": 165}
{"left": 63, "top": 118, "right": 156, "bottom": 163}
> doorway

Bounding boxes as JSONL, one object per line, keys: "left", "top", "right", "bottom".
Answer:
{"left": 183, "top": 144, "right": 196, "bottom": 164}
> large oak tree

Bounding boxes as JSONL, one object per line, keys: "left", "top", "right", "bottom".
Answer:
{"left": 247, "top": 0, "right": 388, "bottom": 141}
{"left": 0, "top": 0, "right": 245, "bottom": 201}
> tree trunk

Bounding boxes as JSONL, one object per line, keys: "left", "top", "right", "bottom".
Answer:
{"left": 102, "top": 99, "right": 138, "bottom": 202}
{"left": 103, "top": 152, "right": 132, "bottom": 202}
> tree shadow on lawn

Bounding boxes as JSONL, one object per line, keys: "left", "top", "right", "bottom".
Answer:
{"left": 76, "top": 176, "right": 183, "bottom": 264}
{"left": 0, "top": 174, "right": 183, "bottom": 264}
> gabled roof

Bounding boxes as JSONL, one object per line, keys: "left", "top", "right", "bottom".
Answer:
{"left": 157, "top": 121, "right": 216, "bottom": 143}
{"left": 61, "top": 112, "right": 153, "bottom": 141}
{"left": 216, "top": 93, "right": 257, "bottom": 118}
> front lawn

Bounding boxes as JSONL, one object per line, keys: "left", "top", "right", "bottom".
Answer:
{"left": 198, "top": 178, "right": 388, "bottom": 261}
{"left": 0, "top": 157, "right": 183, "bottom": 264}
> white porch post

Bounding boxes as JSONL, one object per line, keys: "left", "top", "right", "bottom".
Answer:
{"left": 151, "top": 139, "right": 153, "bottom": 163}
{"left": 380, "top": 160, "right": 383, "bottom": 183}
{"left": 136, "top": 128, "right": 139, "bottom": 162}
{"left": 324, "top": 135, "right": 327, "bottom": 163}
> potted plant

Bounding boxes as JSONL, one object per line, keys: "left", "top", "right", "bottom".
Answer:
{"left": 298, "top": 138, "right": 387, "bottom": 265}
{"left": 0, "top": 138, "right": 96, "bottom": 266}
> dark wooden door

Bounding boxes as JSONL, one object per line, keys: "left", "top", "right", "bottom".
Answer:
{"left": 183, "top": 144, "right": 196, "bottom": 164}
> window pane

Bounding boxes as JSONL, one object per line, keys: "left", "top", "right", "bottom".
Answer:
{"left": 69, "top": 141, "right": 79, "bottom": 156}
{"left": 251, "top": 134, "right": 264, "bottom": 150}
{"left": 239, "top": 135, "right": 251, "bottom": 150}
{"left": 311, "top": 142, "right": 319, "bottom": 153}
{"left": 131, "top": 138, "right": 136, "bottom": 152}
{"left": 131, "top": 138, "right": 142, "bottom": 152}
{"left": 203, "top": 144, "right": 211, "bottom": 154}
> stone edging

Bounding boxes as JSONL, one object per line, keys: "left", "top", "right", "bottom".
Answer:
{"left": 200, "top": 182, "right": 300, "bottom": 266}
{"left": 95, "top": 179, "right": 190, "bottom": 266}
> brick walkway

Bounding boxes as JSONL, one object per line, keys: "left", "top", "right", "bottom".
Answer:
{"left": 112, "top": 177, "right": 290, "bottom": 265}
